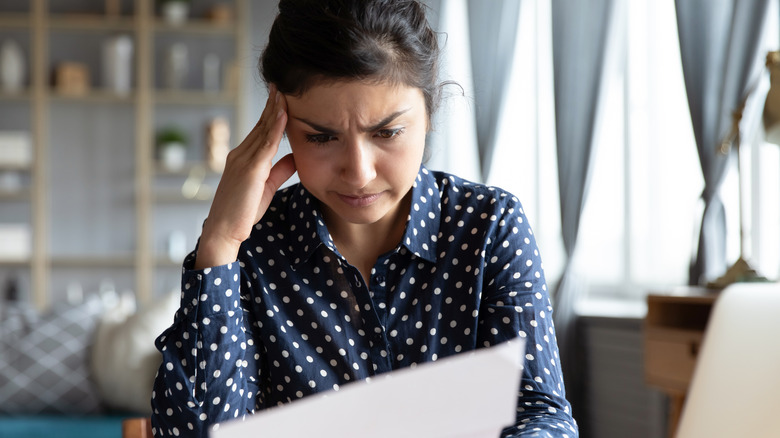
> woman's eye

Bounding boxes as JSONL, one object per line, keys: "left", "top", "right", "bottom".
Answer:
{"left": 376, "top": 128, "right": 403, "bottom": 139}
{"left": 305, "top": 133, "right": 336, "bottom": 144}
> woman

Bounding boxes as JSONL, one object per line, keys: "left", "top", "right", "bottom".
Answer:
{"left": 151, "top": 0, "right": 578, "bottom": 437}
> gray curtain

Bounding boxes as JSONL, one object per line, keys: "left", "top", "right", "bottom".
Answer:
{"left": 426, "top": 0, "right": 482, "bottom": 183}
{"left": 467, "top": 0, "right": 522, "bottom": 181}
{"left": 676, "top": 0, "right": 771, "bottom": 285}
{"left": 551, "top": 0, "right": 617, "bottom": 430}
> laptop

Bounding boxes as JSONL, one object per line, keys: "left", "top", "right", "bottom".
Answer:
{"left": 675, "top": 282, "right": 780, "bottom": 438}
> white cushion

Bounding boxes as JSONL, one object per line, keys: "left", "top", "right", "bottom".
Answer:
{"left": 90, "top": 290, "right": 179, "bottom": 414}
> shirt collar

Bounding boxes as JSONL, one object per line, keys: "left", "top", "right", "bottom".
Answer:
{"left": 286, "top": 165, "right": 441, "bottom": 268}
{"left": 284, "top": 184, "right": 334, "bottom": 268}
{"left": 401, "top": 166, "right": 441, "bottom": 263}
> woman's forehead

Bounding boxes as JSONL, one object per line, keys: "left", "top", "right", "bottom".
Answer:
{"left": 285, "top": 80, "right": 425, "bottom": 122}
{"left": 291, "top": 78, "right": 419, "bottom": 99}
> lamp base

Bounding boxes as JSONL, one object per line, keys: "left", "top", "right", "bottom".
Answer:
{"left": 706, "top": 256, "right": 770, "bottom": 289}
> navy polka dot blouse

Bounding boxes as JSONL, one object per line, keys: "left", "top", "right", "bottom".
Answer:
{"left": 151, "top": 166, "right": 578, "bottom": 437}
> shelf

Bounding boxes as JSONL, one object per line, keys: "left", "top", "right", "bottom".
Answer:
{"left": 156, "top": 257, "right": 185, "bottom": 267}
{"left": 0, "top": 90, "right": 32, "bottom": 102}
{"left": 153, "top": 89, "right": 237, "bottom": 106}
{"left": 49, "top": 89, "right": 137, "bottom": 104}
{"left": 153, "top": 19, "right": 237, "bottom": 36}
{"left": 0, "top": 163, "right": 32, "bottom": 172}
{"left": 0, "top": 258, "right": 31, "bottom": 267}
{"left": 48, "top": 15, "right": 136, "bottom": 32}
{"left": 154, "top": 163, "right": 219, "bottom": 202}
{"left": 50, "top": 254, "right": 136, "bottom": 268}
{"left": 154, "top": 189, "right": 214, "bottom": 203}
{"left": 155, "top": 162, "right": 222, "bottom": 177}
{"left": 0, "top": 189, "right": 31, "bottom": 201}
{"left": 0, "top": 14, "right": 31, "bottom": 29}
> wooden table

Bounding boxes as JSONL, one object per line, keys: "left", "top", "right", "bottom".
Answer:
{"left": 643, "top": 287, "right": 720, "bottom": 438}
{"left": 122, "top": 418, "right": 153, "bottom": 438}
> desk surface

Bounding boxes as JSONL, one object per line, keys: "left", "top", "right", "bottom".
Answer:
{"left": 647, "top": 286, "right": 720, "bottom": 301}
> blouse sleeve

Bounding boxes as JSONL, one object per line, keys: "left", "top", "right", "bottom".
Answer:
{"left": 477, "top": 197, "right": 578, "bottom": 438}
{"left": 151, "top": 251, "right": 263, "bottom": 438}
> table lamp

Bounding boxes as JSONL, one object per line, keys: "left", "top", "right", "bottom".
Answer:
{"left": 764, "top": 51, "right": 780, "bottom": 145}
{"left": 706, "top": 52, "right": 780, "bottom": 288}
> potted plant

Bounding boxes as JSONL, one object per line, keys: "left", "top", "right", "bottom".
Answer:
{"left": 158, "top": 0, "right": 191, "bottom": 26}
{"left": 156, "top": 126, "right": 188, "bottom": 171}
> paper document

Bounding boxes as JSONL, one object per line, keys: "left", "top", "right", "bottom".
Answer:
{"left": 212, "top": 339, "right": 525, "bottom": 438}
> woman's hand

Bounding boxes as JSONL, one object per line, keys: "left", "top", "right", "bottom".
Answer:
{"left": 194, "top": 84, "right": 296, "bottom": 269}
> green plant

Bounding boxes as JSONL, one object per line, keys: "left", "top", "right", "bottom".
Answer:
{"left": 156, "top": 127, "right": 188, "bottom": 147}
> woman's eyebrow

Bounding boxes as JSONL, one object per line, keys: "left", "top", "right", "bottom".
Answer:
{"left": 293, "top": 108, "right": 411, "bottom": 133}
{"left": 361, "top": 109, "right": 411, "bottom": 132}
{"left": 293, "top": 118, "right": 337, "bottom": 134}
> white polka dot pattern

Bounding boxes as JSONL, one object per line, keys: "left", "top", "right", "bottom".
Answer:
{"left": 151, "top": 166, "right": 577, "bottom": 437}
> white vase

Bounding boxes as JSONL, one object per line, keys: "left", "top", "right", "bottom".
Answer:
{"left": 165, "top": 43, "right": 188, "bottom": 89}
{"left": 102, "top": 35, "right": 133, "bottom": 95}
{"left": 160, "top": 142, "right": 187, "bottom": 171}
{"left": 162, "top": 2, "right": 189, "bottom": 26}
{"left": 0, "top": 40, "right": 25, "bottom": 93}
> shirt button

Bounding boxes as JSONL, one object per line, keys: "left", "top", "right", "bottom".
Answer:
{"left": 374, "top": 275, "right": 385, "bottom": 284}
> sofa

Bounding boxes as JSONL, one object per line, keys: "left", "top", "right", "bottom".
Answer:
{"left": 0, "top": 288, "right": 180, "bottom": 438}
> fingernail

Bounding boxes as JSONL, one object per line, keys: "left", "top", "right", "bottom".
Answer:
{"left": 275, "top": 91, "right": 280, "bottom": 103}
{"left": 277, "top": 108, "right": 284, "bottom": 119}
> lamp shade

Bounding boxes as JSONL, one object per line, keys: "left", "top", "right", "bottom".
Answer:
{"left": 764, "top": 51, "right": 780, "bottom": 145}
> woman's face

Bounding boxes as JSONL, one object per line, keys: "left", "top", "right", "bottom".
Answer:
{"left": 284, "top": 80, "right": 428, "bottom": 229}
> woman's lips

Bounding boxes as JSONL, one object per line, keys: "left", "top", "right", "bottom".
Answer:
{"left": 337, "top": 192, "right": 383, "bottom": 207}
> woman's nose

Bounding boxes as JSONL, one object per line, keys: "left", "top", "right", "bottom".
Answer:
{"left": 340, "top": 140, "right": 376, "bottom": 187}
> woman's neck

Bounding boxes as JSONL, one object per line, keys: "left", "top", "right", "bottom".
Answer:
{"left": 322, "top": 193, "right": 410, "bottom": 280}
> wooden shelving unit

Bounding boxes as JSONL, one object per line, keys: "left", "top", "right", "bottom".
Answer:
{"left": 0, "top": 0, "right": 248, "bottom": 309}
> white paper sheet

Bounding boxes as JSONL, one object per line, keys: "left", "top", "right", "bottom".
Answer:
{"left": 212, "top": 339, "right": 525, "bottom": 438}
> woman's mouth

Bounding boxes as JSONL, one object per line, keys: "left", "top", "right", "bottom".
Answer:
{"left": 337, "top": 192, "right": 383, "bottom": 207}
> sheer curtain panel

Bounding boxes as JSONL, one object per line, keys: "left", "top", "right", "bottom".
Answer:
{"left": 550, "top": 0, "right": 617, "bottom": 426}
{"left": 675, "top": 0, "right": 772, "bottom": 285}
{"left": 425, "top": 0, "right": 481, "bottom": 183}
{"left": 466, "top": 0, "right": 522, "bottom": 181}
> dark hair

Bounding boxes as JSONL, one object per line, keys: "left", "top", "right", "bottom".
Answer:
{"left": 260, "top": 0, "right": 441, "bottom": 118}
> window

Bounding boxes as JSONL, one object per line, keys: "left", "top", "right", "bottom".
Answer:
{"left": 486, "top": 0, "right": 564, "bottom": 286}
{"left": 488, "top": 0, "right": 780, "bottom": 299}
{"left": 577, "top": 0, "right": 704, "bottom": 295}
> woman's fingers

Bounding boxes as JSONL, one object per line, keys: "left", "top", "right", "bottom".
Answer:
{"left": 265, "top": 153, "right": 296, "bottom": 194}
{"left": 254, "top": 91, "right": 287, "bottom": 158}
{"left": 194, "top": 85, "right": 291, "bottom": 268}
{"left": 253, "top": 94, "right": 292, "bottom": 221}
{"left": 236, "top": 84, "right": 279, "bottom": 153}
{"left": 257, "top": 153, "right": 297, "bottom": 222}
{"left": 258, "top": 83, "right": 277, "bottom": 126}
